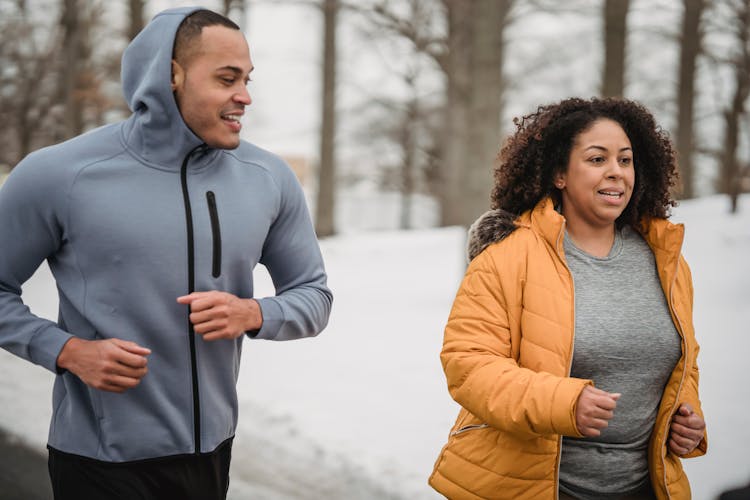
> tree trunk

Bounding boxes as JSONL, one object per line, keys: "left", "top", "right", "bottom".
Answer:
{"left": 14, "top": 6, "right": 35, "bottom": 162}
{"left": 675, "top": 0, "right": 704, "bottom": 199}
{"left": 721, "top": 0, "right": 749, "bottom": 213}
{"left": 59, "top": 0, "right": 84, "bottom": 139}
{"left": 465, "top": 0, "right": 507, "bottom": 224}
{"left": 315, "top": 0, "right": 338, "bottom": 237}
{"left": 127, "top": 0, "right": 145, "bottom": 41}
{"left": 602, "top": 0, "right": 629, "bottom": 97}
{"left": 400, "top": 95, "right": 418, "bottom": 230}
{"left": 223, "top": 0, "right": 247, "bottom": 30}
{"left": 441, "top": 0, "right": 509, "bottom": 227}
{"left": 441, "top": 1, "right": 472, "bottom": 227}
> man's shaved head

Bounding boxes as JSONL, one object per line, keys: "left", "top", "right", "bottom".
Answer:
{"left": 173, "top": 9, "right": 241, "bottom": 66}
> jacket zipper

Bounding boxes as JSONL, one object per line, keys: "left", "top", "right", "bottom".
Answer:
{"left": 450, "top": 423, "right": 489, "bottom": 436}
{"left": 659, "top": 253, "right": 688, "bottom": 500}
{"left": 180, "top": 147, "right": 202, "bottom": 454}
{"left": 554, "top": 220, "right": 575, "bottom": 500}
{"left": 206, "top": 191, "right": 222, "bottom": 278}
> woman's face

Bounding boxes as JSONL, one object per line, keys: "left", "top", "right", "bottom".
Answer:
{"left": 555, "top": 118, "right": 634, "bottom": 232}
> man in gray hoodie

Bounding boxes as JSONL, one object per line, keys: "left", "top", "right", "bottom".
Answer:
{"left": 0, "top": 7, "right": 332, "bottom": 499}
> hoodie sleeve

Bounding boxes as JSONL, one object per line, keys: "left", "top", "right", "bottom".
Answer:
{"left": 440, "top": 244, "right": 591, "bottom": 438}
{"left": 252, "top": 165, "right": 332, "bottom": 341}
{"left": 0, "top": 155, "right": 74, "bottom": 373}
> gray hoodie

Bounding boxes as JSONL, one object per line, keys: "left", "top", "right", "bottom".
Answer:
{"left": 0, "top": 7, "right": 332, "bottom": 462}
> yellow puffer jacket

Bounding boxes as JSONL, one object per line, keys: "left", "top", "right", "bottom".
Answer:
{"left": 429, "top": 198, "right": 706, "bottom": 500}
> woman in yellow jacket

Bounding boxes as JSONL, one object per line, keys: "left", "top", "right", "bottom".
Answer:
{"left": 429, "top": 98, "right": 706, "bottom": 500}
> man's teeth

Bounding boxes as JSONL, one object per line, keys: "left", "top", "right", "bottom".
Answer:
{"left": 223, "top": 115, "right": 240, "bottom": 122}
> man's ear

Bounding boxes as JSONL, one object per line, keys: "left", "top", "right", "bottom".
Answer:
{"left": 171, "top": 60, "right": 184, "bottom": 92}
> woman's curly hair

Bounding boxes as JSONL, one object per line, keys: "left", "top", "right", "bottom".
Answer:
{"left": 491, "top": 97, "right": 679, "bottom": 228}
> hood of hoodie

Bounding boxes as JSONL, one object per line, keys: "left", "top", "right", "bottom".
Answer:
{"left": 120, "top": 6, "right": 214, "bottom": 168}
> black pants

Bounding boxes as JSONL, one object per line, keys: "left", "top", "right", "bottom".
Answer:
{"left": 48, "top": 438, "right": 232, "bottom": 500}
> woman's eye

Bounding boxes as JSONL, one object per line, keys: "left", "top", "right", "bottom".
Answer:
{"left": 590, "top": 156, "right": 604, "bottom": 163}
{"left": 620, "top": 157, "right": 632, "bottom": 165}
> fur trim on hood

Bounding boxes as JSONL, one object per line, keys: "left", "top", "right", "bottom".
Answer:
{"left": 466, "top": 208, "right": 519, "bottom": 261}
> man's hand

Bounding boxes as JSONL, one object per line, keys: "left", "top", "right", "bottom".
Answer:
{"left": 575, "top": 386, "right": 621, "bottom": 437}
{"left": 57, "top": 338, "right": 150, "bottom": 393}
{"left": 668, "top": 403, "right": 705, "bottom": 456}
{"left": 177, "top": 291, "right": 262, "bottom": 341}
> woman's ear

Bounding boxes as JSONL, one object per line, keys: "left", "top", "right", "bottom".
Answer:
{"left": 171, "top": 60, "right": 184, "bottom": 92}
{"left": 554, "top": 172, "right": 566, "bottom": 189}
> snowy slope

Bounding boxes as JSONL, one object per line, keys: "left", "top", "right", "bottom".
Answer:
{"left": 1, "top": 194, "right": 748, "bottom": 499}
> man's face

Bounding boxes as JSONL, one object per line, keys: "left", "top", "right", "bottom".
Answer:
{"left": 171, "top": 25, "right": 253, "bottom": 149}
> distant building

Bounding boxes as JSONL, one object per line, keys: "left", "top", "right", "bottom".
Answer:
{"left": 0, "top": 165, "right": 9, "bottom": 188}
{"left": 282, "top": 155, "right": 311, "bottom": 189}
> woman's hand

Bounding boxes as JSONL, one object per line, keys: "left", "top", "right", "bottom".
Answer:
{"left": 575, "top": 386, "right": 621, "bottom": 437}
{"left": 668, "top": 403, "right": 705, "bottom": 456}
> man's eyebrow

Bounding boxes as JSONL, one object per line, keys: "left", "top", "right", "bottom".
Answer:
{"left": 217, "top": 65, "right": 254, "bottom": 76}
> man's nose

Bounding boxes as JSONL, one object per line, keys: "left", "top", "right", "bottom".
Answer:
{"left": 234, "top": 86, "right": 251, "bottom": 106}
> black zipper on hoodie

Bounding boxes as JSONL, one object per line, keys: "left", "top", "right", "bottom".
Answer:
{"left": 180, "top": 147, "right": 202, "bottom": 454}
{"left": 206, "top": 191, "right": 222, "bottom": 278}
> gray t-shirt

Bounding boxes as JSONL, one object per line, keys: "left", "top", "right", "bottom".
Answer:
{"left": 558, "top": 226, "right": 681, "bottom": 499}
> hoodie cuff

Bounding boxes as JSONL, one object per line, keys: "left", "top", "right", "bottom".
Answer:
{"left": 28, "top": 325, "right": 75, "bottom": 374}
{"left": 250, "top": 297, "right": 284, "bottom": 340}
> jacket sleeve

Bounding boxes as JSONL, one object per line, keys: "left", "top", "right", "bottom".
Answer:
{"left": 0, "top": 157, "right": 74, "bottom": 373}
{"left": 253, "top": 165, "right": 332, "bottom": 341}
{"left": 440, "top": 246, "right": 591, "bottom": 438}
{"left": 677, "top": 256, "right": 707, "bottom": 458}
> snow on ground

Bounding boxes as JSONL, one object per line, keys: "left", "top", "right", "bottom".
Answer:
{"left": 1, "top": 194, "right": 748, "bottom": 499}
{"left": 670, "top": 195, "right": 750, "bottom": 498}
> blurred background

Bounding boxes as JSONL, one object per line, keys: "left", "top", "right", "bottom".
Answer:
{"left": 2, "top": 0, "right": 749, "bottom": 227}
{"left": 0, "top": 0, "right": 749, "bottom": 499}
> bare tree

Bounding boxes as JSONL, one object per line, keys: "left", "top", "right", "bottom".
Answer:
{"left": 398, "top": 80, "right": 420, "bottom": 230}
{"left": 364, "top": 0, "right": 511, "bottom": 227}
{"left": 59, "top": 0, "right": 87, "bottom": 138}
{"left": 315, "top": 0, "right": 338, "bottom": 237}
{"left": 675, "top": 0, "right": 706, "bottom": 199}
{"left": 0, "top": 0, "right": 127, "bottom": 170}
{"left": 223, "top": 0, "right": 247, "bottom": 30}
{"left": 353, "top": 0, "right": 444, "bottom": 199}
{"left": 57, "top": 0, "right": 116, "bottom": 140}
{"left": 349, "top": 4, "right": 445, "bottom": 229}
{"left": 365, "top": 70, "right": 434, "bottom": 230}
{"left": 0, "top": 1, "right": 62, "bottom": 167}
{"left": 442, "top": 0, "right": 510, "bottom": 226}
{"left": 602, "top": 0, "right": 630, "bottom": 97}
{"left": 128, "top": 0, "right": 145, "bottom": 41}
{"left": 718, "top": 0, "right": 750, "bottom": 212}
